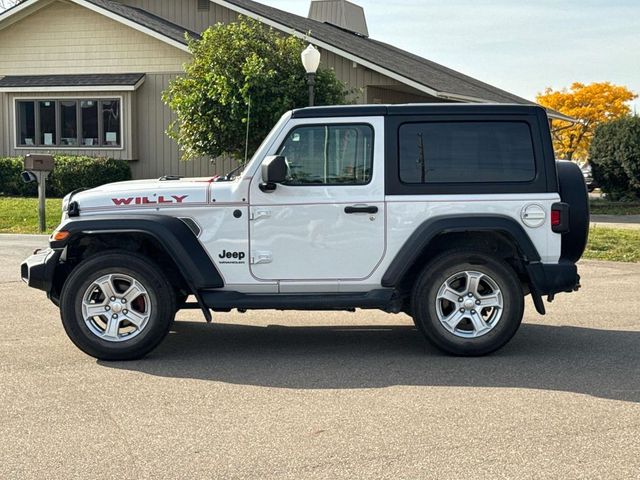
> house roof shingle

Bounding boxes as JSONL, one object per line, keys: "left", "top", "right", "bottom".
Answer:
{"left": 85, "top": 0, "right": 199, "bottom": 45}
{"left": 0, "top": 0, "right": 574, "bottom": 121}
{"left": 222, "top": 0, "right": 533, "bottom": 105}
{"left": 0, "top": 73, "right": 145, "bottom": 88}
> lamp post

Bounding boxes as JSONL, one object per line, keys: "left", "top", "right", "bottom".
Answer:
{"left": 301, "top": 44, "right": 321, "bottom": 107}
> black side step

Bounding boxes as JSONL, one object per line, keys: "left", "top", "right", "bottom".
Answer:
{"left": 200, "top": 289, "right": 395, "bottom": 311}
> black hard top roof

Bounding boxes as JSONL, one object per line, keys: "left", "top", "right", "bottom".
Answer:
{"left": 291, "top": 103, "right": 546, "bottom": 119}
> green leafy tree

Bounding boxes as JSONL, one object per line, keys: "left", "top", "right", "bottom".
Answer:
{"left": 163, "top": 17, "right": 352, "bottom": 161}
{"left": 590, "top": 116, "right": 640, "bottom": 200}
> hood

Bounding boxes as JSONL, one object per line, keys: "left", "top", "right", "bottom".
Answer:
{"left": 69, "top": 177, "right": 218, "bottom": 214}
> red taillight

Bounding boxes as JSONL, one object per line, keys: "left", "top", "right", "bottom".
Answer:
{"left": 551, "top": 202, "right": 569, "bottom": 233}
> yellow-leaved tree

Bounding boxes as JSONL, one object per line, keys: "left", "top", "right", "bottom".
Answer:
{"left": 536, "top": 82, "right": 636, "bottom": 161}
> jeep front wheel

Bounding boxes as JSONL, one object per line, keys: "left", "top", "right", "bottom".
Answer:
{"left": 60, "top": 251, "right": 176, "bottom": 361}
{"left": 412, "top": 250, "right": 524, "bottom": 356}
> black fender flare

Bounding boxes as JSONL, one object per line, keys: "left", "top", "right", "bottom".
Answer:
{"left": 381, "top": 215, "right": 541, "bottom": 288}
{"left": 52, "top": 215, "right": 224, "bottom": 290}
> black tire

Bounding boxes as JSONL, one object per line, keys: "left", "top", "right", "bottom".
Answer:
{"left": 60, "top": 250, "right": 176, "bottom": 361}
{"left": 557, "top": 160, "right": 590, "bottom": 263}
{"left": 411, "top": 250, "right": 524, "bottom": 356}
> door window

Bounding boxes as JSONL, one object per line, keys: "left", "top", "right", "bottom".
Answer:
{"left": 277, "top": 124, "right": 374, "bottom": 185}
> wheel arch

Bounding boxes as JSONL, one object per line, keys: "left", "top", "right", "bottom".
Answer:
{"left": 51, "top": 215, "right": 224, "bottom": 301}
{"left": 381, "top": 215, "right": 541, "bottom": 289}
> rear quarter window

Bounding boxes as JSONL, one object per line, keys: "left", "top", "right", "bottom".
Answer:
{"left": 398, "top": 121, "right": 536, "bottom": 184}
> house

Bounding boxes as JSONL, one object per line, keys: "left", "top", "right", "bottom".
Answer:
{"left": 0, "top": 0, "right": 570, "bottom": 179}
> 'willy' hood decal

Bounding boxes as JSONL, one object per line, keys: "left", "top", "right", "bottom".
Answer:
{"left": 112, "top": 195, "right": 189, "bottom": 206}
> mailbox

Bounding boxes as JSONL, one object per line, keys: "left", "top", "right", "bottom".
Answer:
{"left": 21, "top": 154, "right": 55, "bottom": 233}
{"left": 24, "top": 154, "right": 55, "bottom": 172}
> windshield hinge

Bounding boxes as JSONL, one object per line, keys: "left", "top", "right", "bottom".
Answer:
{"left": 250, "top": 209, "right": 271, "bottom": 221}
{"left": 250, "top": 251, "right": 272, "bottom": 265}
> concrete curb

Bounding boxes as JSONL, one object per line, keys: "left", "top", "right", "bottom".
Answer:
{"left": 0, "top": 234, "right": 49, "bottom": 241}
{"left": 591, "top": 215, "right": 640, "bottom": 224}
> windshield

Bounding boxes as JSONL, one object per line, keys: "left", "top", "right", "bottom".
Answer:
{"left": 240, "top": 111, "right": 292, "bottom": 178}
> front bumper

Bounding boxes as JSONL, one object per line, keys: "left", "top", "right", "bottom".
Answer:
{"left": 526, "top": 261, "right": 580, "bottom": 297}
{"left": 21, "top": 248, "right": 62, "bottom": 296}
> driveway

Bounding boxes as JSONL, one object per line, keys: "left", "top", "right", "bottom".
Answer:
{"left": 1, "top": 234, "right": 639, "bottom": 479}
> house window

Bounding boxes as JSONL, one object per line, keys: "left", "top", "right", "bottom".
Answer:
{"left": 60, "top": 100, "right": 77, "bottom": 146}
{"left": 39, "top": 101, "right": 56, "bottom": 146}
{"left": 81, "top": 100, "right": 99, "bottom": 147}
{"left": 197, "top": 0, "right": 210, "bottom": 11}
{"left": 16, "top": 98, "right": 121, "bottom": 148}
{"left": 18, "top": 101, "right": 35, "bottom": 146}
{"left": 101, "top": 100, "right": 120, "bottom": 146}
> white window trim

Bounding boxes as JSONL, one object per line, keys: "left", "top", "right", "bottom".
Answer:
{"left": 12, "top": 94, "right": 125, "bottom": 151}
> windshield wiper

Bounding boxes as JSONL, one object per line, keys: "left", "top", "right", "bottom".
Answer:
{"left": 217, "top": 163, "right": 245, "bottom": 182}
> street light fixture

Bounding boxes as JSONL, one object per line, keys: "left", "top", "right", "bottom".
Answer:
{"left": 301, "top": 44, "right": 321, "bottom": 107}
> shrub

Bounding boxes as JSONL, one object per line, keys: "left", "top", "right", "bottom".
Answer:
{"left": 47, "top": 156, "right": 131, "bottom": 196}
{"left": 0, "top": 157, "right": 37, "bottom": 196}
{"left": 590, "top": 116, "right": 640, "bottom": 201}
{"left": 0, "top": 155, "right": 131, "bottom": 197}
{"left": 163, "top": 17, "right": 353, "bottom": 161}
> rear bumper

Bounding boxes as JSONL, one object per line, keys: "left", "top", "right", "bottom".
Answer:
{"left": 21, "top": 248, "right": 62, "bottom": 296}
{"left": 526, "top": 261, "right": 580, "bottom": 296}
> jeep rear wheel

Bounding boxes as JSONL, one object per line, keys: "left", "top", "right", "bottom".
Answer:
{"left": 60, "top": 251, "right": 176, "bottom": 361}
{"left": 412, "top": 250, "right": 524, "bottom": 356}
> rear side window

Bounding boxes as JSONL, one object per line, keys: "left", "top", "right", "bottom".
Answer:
{"left": 277, "top": 124, "right": 373, "bottom": 185}
{"left": 398, "top": 121, "right": 536, "bottom": 184}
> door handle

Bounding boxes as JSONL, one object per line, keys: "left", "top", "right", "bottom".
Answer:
{"left": 344, "top": 205, "right": 378, "bottom": 214}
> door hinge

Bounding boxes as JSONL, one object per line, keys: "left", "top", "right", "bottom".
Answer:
{"left": 250, "top": 209, "right": 271, "bottom": 221}
{"left": 250, "top": 251, "right": 273, "bottom": 265}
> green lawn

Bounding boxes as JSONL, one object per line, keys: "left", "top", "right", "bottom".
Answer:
{"left": 590, "top": 199, "right": 640, "bottom": 215}
{"left": 584, "top": 226, "right": 640, "bottom": 263}
{"left": 0, "top": 197, "right": 62, "bottom": 234}
{"left": 1, "top": 196, "right": 640, "bottom": 263}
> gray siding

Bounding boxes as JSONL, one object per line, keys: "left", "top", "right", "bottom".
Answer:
{"left": 0, "top": 92, "right": 6, "bottom": 157}
{"left": 0, "top": 1, "right": 190, "bottom": 75}
{"left": 115, "top": 0, "right": 430, "bottom": 105}
{"left": 132, "top": 73, "right": 233, "bottom": 179}
{"left": 320, "top": 49, "right": 408, "bottom": 104}
{"left": 366, "top": 86, "right": 442, "bottom": 104}
{"left": 0, "top": 0, "right": 439, "bottom": 179}
{"left": 113, "top": 0, "right": 436, "bottom": 179}
{"left": 118, "top": 0, "right": 239, "bottom": 33}
{"left": 308, "top": 0, "right": 368, "bottom": 37}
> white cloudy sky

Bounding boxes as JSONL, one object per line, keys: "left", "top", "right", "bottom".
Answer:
{"left": 261, "top": 0, "right": 640, "bottom": 110}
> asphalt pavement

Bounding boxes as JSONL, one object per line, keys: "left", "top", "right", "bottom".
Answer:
{"left": 1, "top": 234, "right": 639, "bottom": 479}
{"left": 590, "top": 215, "right": 640, "bottom": 229}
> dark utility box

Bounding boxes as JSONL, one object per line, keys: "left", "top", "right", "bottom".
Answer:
{"left": 24, "top": 154, "right": 55, "bottom": 172}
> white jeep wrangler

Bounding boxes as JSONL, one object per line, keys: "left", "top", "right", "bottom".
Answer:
{"left": 22, "top": 104, "right": 589, "bottom": 360}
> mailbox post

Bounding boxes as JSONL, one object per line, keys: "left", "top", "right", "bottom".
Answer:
{"left": 22, "top": 154, "right": 55, "bottom": 233}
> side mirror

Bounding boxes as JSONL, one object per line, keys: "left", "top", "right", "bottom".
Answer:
{"left": 260, "top": 155, "right": 287, "bottom": 192}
